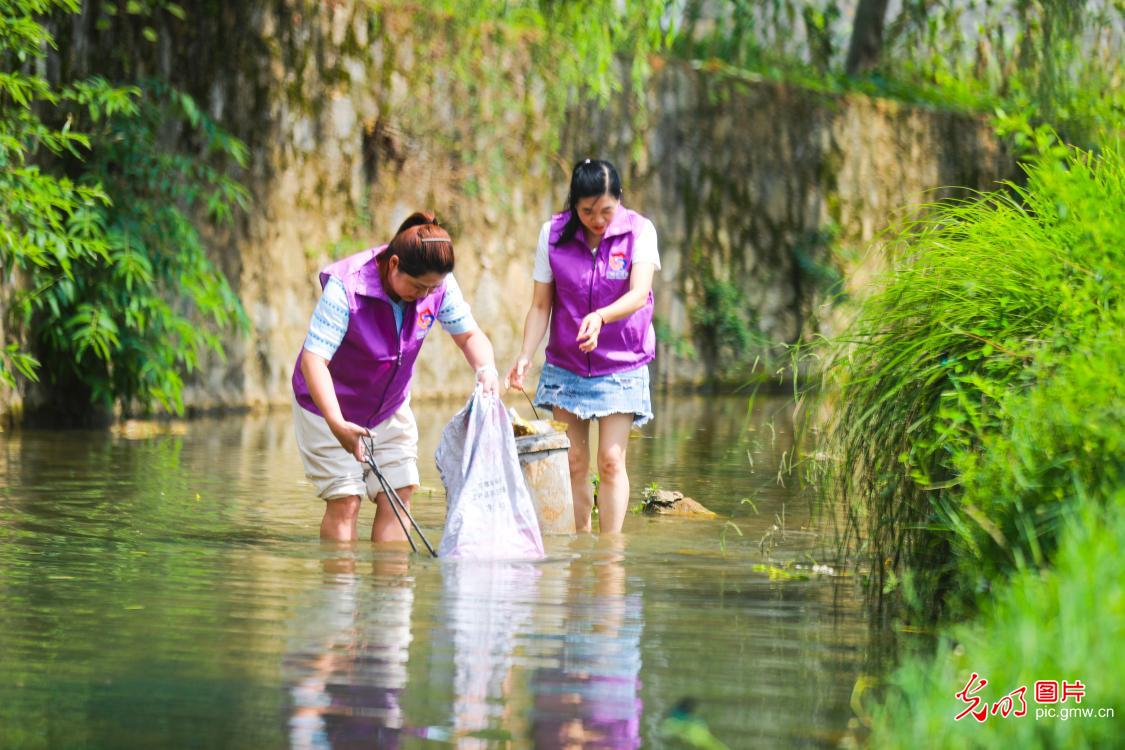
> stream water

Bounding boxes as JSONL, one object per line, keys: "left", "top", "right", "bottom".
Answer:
{"left": 0, "top": 393, "right": 873, "bottom": 748}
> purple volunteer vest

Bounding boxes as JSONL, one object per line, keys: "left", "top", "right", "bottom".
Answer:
{"left": 545, "top": 207, "right": 656, "bottom": 377}
{"left": 292, "top": 245, "right": 446, "bottom": 429}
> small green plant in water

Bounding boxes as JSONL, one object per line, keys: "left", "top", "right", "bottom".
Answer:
{"left": 633, "top": 480, "right": 662, "bottom": 514}
{"left": 718, "top": 520, "right": 742, "bottom": 556}
{"left": 752, "top": 562, "right": 809, "bottom": 581}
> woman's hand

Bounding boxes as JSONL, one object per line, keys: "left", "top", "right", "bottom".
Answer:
{"left": 577, "top": 311, "right": 604, "bottom": 353}
{"left": 505, "top": 356, "right": 532, "bottom": 391}
{"left": 476, "top": 364, "right": 500, "bottom": 396}
{"left": 328, "top": 419, "right": 372, "bottom": 463}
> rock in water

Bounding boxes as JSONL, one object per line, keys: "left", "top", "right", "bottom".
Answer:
{"left": 641, "top": 489, "right": 717, "bottom": 518}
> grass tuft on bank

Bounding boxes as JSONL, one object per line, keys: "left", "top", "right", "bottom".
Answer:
{"left": 823, "top": 140, "right": 1124, "bottom": 622}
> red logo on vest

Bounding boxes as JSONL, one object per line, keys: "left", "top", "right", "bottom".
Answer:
{"left": 607, "top": 249, "right": 629, "bottom": 279}
{"left": 417, "top": 309, "right": 436, "bottom": 336}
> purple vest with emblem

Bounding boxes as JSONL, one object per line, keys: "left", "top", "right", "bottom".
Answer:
{"left": 291, "top": 245, "right": 446, "bottom": 428}
{"left": 545, "top": 207, "right": 655, "bottom": 377}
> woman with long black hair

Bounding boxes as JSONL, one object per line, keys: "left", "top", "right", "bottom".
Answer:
{"left": 506, "top": 159, "right": 660, "bottom": 534}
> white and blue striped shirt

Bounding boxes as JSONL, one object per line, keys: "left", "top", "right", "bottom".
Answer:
{"left": 303, "top": 274, "right": 477, "bottom": 360}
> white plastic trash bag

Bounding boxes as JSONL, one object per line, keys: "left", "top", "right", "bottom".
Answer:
{"left": 436, "top": 387, "right": 545, "bottom": 560}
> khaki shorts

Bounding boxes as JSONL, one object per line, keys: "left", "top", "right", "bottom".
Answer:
{"left": 292, "top": 395, "right": 420, "bottom": 501}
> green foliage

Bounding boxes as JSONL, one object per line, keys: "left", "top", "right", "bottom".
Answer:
{"left": 89, "top": 0, "right": 188, "bottom": 58}
{"left": 948, "top": 333, "right": 1124, "bottom": 583}
{"left": 678, "top": 226, "right": 841, "bottom": 384}
{"left": 820, "top": 140, "right": 1125, "bottom": 620}
{"left": 368, "top": 0, "right": 672, "bottom": 196}
{"left": 676, "top": 0, "right": 848, "bottom": 79}
{"left": 867, "top": 498, "right": 1125, "bottom": 749}
{"left": 653, "top": 315, "right": 697, "bottom": 360}
{"left": 791, "top": 222, "right": 844, "bottom": 298}
{"left": 1, "top": 2, "right": 103, "bottom": 388}
{"left": 690, "top": 272, "right": 768, "bottom": 377}
{"left": 63, "top": 81, "right": 248, "bottom": 413}
{"left": 880, "top": 0, "right": 1123, "bottom": 147}
{"left": 674, "top": 1, "right": 1124, "bottom": 148}
{"left": 0, "top": 2, "right": 248, "bottom": 415}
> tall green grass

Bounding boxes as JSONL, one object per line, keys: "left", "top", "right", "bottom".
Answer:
{"left": 822, "top": 141, "right": 1124, "bottom": 621}
{"left": 867, "top": 496, "right": 1125, "bottom": 749}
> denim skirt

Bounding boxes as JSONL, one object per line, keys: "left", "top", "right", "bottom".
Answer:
{"left": 533, "top": 362, "right": 653, "bottom": 428}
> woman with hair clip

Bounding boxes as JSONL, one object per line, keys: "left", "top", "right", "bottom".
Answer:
{"left": 292, "top": 212, "right": 499, "bottom": 542}
{"left": 506, "top": 159, "right": 660, "bottom": 534}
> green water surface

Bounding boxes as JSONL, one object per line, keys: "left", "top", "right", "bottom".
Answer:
{"left": 0, "top": 394, "right": 871, "bottom": 749}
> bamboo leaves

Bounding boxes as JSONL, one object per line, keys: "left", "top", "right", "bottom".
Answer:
{"left": 0, "top": 3, "right": 248, "bottom": 415}
{"left": 66, "top": 304, "right": 120, "bottom": 361}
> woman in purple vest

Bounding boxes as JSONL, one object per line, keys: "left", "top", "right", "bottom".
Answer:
{"left": 292, "top": 212, "right": 499, "bottom": 542}
{"left": 506, "top": 159, "right": 660, "bottom": 534}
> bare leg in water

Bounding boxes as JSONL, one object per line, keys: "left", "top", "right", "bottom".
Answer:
{"left": 553, "top": 408, "right": 633, "bottom": 533}
{"left": 370, "top": 485, "right": 417, "bottom": 543}
{"left": 595, "top": 413, "right": 633, "bottom": 534}
{"left": 552, "top": 407, "right": 594, "bottom": 532}
{"left": 320, "top": 486, "right": 417, "bottom": 543}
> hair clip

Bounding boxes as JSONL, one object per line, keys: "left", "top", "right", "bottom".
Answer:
{"left": 420, "top": 237, "right": 448, "bottom": 244}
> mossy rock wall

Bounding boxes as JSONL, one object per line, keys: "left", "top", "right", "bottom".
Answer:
{"left": 2, "top": 2, "right": 1014, "bottom": 421}
{"left": 575, "top": 63, "right": 1012, "bottom": 387}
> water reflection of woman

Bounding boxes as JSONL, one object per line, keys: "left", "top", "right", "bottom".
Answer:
{"left": 530, "top": 537, "right": 643, "bottom": 749}
{"left": 285, "top": 553, "right": 413, "bottom": 749}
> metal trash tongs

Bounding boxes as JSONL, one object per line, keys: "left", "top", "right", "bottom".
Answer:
{"left": 361, "top": 434, "right": 437, "bottom": 557}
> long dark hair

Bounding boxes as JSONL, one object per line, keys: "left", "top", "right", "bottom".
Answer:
{"left": 379, "top": 211, "right": 455, "bottom": 276}
{"left": 555, "top": 159, "right": 623, "bottom": 246}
